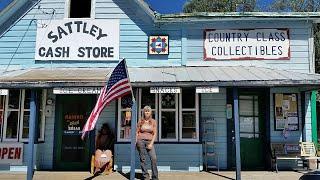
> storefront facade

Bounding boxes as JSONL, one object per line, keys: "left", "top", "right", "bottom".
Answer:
{"left": 0, "top": 0, "right": 320, "bottom": 172}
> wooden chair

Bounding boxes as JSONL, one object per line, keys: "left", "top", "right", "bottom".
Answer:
{"left": 90, "top": 155, "right": 113, "bottom": 175}
{"left": 300, "top": 142, "right": 320, "bottom": 169}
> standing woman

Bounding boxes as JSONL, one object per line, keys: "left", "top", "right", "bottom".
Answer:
{"left": 136, "top": 106, "right": 158, "bottom": 180}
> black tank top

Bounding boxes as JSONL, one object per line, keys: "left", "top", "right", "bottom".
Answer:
{"left": 96, "top": 134, "right": 114, "bottom": 150}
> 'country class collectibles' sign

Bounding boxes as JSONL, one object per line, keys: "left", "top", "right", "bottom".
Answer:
{"left": 204, "top": 29, "right": 290, "bottom": 60}
{"left": 35, "top": 19, "right": 119, "bottom": 61}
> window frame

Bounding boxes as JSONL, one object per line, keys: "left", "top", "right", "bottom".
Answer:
{"left": 138, "top": 88, "right": 158, "bottom": 142}
{"left": 239, "top": 95, "right": 260, "bottom": 139}
{"left": 159, "top": 93, "right": 179, "bottom": 142}
{"left": 117, "top": 92, "right": 137, "bottom": 142}
{"left": 0, "top": 96, "right": 6, "bottom": 142}
{"left": 3, "top": 90, "right": 21, "bottom": 142}
{"left": 179, "top": 90, "right": 199, "bottom": 142}
{"left": 19, "top": 90, "right": 47, "bottom": 142}
{"left": 64, "top": 0, "right": 96, "bottom": 19}
{"left": 116, "top": 88, "right": 200, "bottom": 143}
{"left": 2, "top": 89, "right": 46, "bottom": 142}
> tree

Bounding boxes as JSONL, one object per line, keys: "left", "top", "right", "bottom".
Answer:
{"left": 270, "top": 0, "right": 320, "bottom": 73}
{"left": 183, "top": 0, "right": 257, "bottom": 13}
{"left": 269, "top": 0, "right": 320, "bottom": 12}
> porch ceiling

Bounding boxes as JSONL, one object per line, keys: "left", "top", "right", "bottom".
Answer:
{"left": 0, "top": 66, "right": 320, "bottom": 88}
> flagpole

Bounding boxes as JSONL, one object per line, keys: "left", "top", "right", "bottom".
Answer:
{"left": 123, "top": 58, "right": 137, "bottom": 180}
{"left": 123, "top": 58, "right": 135, "bottom": 102}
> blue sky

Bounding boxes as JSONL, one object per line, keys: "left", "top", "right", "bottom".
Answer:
{"left": 0, "top": 0, "right": 275, "bottom": 14}
{"left": 0, "top": 0, "right": 13, "bottom": 12}
{"left": 145, "top": 0, "right": 275, "bottom": 14}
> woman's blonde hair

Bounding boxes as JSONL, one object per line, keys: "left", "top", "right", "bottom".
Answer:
{"left": 142, "top": 105, "right": 152, "bottom": 119}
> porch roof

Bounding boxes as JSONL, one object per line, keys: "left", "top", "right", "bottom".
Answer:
{"left": 0, "top": 66, "right": 320, "bottom": 89}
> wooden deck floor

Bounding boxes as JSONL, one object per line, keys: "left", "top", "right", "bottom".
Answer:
{"left": 0, "top": 171, "right": 306, "bottom": 180}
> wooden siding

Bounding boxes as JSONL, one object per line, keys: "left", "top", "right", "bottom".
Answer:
{"left": 201, "top": 88, "right": 227, "bottom": 169}
{"left": 114, "top": 144, "right": 202, "bottom": 172}
{"left": 0, "top": 0, "right": 183, "bottom": 71}
{"left": 269, "top": 88, "right": 313, "bottom": 169}
{"left": 185, "top": 21, "right": 312, "bottom": 73}
{"left": 36, "top": 89, "right": 55, "bottom": 169}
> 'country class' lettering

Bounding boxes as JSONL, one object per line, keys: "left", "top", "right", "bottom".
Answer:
{"left": 47, "top": 21, "right": 108, "bottom": 43}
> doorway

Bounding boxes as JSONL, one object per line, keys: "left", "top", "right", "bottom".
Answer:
{"left": 54, "top": 95, "right": 95, "bottom": 170}
{"left": 227, "top": 89, "right": 268, "bottom": 170}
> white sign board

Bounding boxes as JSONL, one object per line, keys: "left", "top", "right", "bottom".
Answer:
{"left": 150, "top": 87, "right": 181, "bottom": 94}
{"left": 53, "top": 87, "right": 102, "bottom": 94}
{"left": 196, "top": 87, "right": 219, "bottom": 93}
{"left": 0, "top": 89, "right": 8, "bottom": 95}
{"left": 0, "top": 143, "right": 23, "bottom": 165}
{"left": 35, "top": 19, "right": 119, "bottom": 61}
{"left": 204, "top": 29, "right": 290, "bottom": 60}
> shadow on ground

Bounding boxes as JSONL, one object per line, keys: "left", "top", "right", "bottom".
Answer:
{"left": 118, "top": 171, "right": 144, "bottom": 180}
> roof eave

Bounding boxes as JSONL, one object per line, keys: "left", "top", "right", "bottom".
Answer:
{"left": 155, "top": 12, "right": 320, "bottom": 23}
{"left": 132, "top": 0, "right": 157, "bottom": 22}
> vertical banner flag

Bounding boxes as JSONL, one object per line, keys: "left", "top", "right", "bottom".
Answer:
{"left": 81, "top": 59, "right": 132, "bottom": 139}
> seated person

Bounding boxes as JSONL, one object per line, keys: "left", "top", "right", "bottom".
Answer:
{"left": 94, "top": 123, "right": 115, "bottom": 175}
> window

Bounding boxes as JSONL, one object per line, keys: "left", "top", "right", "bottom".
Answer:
{"left": 117, "top": 91, "right": 136, "bottom": 142}
{"left": 2, "top": 89, "right": 46, "bottom": 142}
{"left": 19, "top": 90, "right": 46, "bottom": 142}
{"left": 179, "top": 89, "right": 199, "bottom": 141}
{"left": 159, "top": 93, "right": 178, "bottom": 141}
{"left": 116, "top": 88, "right": 199, "bottom": 142}
{"left": 239, "top": 95, "right": 259, "bottom": 138}
{"left": 4, "top": 90, "right": 20, "bottom": 141}
{"left": 139, "top": 88, "right": 157, "bottom": 120}
{"left": 67, "top": 0, "right": 94, "bottom": 18}
{"left": 139, "top": 88, "right": 158, "bottom": 141}
{"left": 0, "top": 95, "right": 6, "bottom": 141}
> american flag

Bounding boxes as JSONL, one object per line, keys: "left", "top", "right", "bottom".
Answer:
{"left": 81, "top": 59, "right": 132, "bottom": 139}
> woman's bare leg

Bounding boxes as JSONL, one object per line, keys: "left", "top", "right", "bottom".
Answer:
{"left": 94, "top": 149, "right": 102, "bottom": 173}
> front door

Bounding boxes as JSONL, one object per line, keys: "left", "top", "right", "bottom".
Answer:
{"left": 54, "top": 95, "right": 95, "bottom": 170}
{"left": 238, "top": 94, "right": 265, "bottom": 169}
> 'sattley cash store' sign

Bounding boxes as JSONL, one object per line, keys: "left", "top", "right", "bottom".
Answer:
{"left": 204, "top": 29, "right": 290, "bottom": 60}
{"left": 35, "top": 19, "right": 119, "bottom": 60}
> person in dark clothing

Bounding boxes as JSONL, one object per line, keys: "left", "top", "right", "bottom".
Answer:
{"left": 94, "top": 123, "right": 115, "bottom": 174}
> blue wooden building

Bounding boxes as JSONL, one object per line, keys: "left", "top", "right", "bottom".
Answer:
{"left": 1, "top": 0, "right": 320, "bottom": 173}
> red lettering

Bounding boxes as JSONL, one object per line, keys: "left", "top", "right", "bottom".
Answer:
{"left": 14, "top": 148, "right": 21, "bottom": 159}
{"left": 1, "top": 148, "right": 8, "bottom": 159}
{"left": 8, "top": 148, "right": 14, "bottom": 159}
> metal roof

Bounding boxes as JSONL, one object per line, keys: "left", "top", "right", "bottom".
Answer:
{"left": 156, "top": 12, "right": 320, "bottom": 23}
{"left": 1, "top": 66, "right": 320, "bottom": 88}
{"left": 136, "top": 0, "right": 320, "bottom": 23}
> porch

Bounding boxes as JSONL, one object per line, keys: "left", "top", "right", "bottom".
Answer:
{"left": 0, "top": 171, "right": 307, "bottom": 180}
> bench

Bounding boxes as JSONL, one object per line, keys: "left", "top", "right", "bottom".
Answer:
{"left": 271, "top": 142, "right": 320, "bottom": 173}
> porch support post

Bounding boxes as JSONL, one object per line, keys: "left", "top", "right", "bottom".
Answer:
{"left": 233, "top": 87, "right": 241, "bottom": 180}
{"left": 130, "top": 100, "right": 137, "bottom": 180}
{"left": 311, "top": 91, "right": 318, "bottom": 146}
{"left": 27, "top": 90, "right": 37, "bottom": 180}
